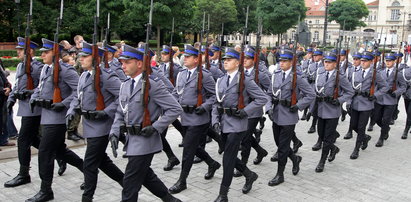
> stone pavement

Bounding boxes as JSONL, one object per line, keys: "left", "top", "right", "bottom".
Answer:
{"left": 1, "top": 69, "right": 411, "bottom": 201}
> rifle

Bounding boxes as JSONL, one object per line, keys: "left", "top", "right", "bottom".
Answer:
{"left": 333, "top": 35, "right": 342, "bottom": 100}
{"left": 204, "top": 14, "right": 210, "bottom": 70}
{"left": 218, "top": 23, "right": 224, "bottom": 70}
{"left": 103, "top": 13, "right": 110, "bottom": 69}
{"left": 391, "top": 42, "right": 402, "bottom": 92}
{"left": 369, "top": 52, "right": 378, "bottom": 97}
{"left": 92, "top": 0, "right": 105, "bottom": 110}
{"left": 142, "top": 0, "right": 154, "bottom": 128}
{"left": 254, "top": 18, "right": 262, "bottom": 85}
{"left": 52, "top": 0, "right": 64, "bottom": 103}
{"left": 237, "top": 6, "right": 249, "bottom": 110}
{"left": 168, "top": 17, "right": 175, "bottom": 85}
{"left": 24, "top": 0, "right": 34, "bottom": 90}
{"left": 381, "top": 29, "right": 388, "bottom": 70}
{"left": 290, "top": 15, "right": 300, "bottom": 106}
{"left": 196, "top": 12, "right": 205, "bottom": 107}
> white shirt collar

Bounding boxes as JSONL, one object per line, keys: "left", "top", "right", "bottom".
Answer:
{"left": 326, "top": 69, "right": 335, "bottom": 77}
{"left": 131, "top": 73, "right": 143, "bottom": 88}
{"left": 227, "top": 70, "right": 239, "bottom": 85}
{"left": 245, "top": 67, "right": 254, "bottom": 75}
{"left": 361, "top": 67, "right": 371, "bottom": 76}
{"left": 281, "top": 68, "right": 292, "bottom": 79}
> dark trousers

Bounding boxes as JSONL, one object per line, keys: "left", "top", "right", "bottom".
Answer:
{"left": 0, "top": 98, "right": 5, "bottom": 145}
{"left": 317, "top": 118, "right": 339, "bottom": 151}
{"left": 240, "top": 118, "right": 260, "bottom": 164}
{"left": 404, "top": 99, "right": 411, "bottom": 126}
{"left": 350, "top": 109, "right": 372, "bottom": 144}
{"left": 83, "top": 135, "right": 124, "bottom": 198}
{"left": 38, "top": 124, "right": 83, "bottom": 186}
{"left": 122, "top": 153, "right": 168, "bottom": 202}
{"left": 221, "top": 131, "right": 247, "bottom": 187}
{"left": 172, "top": 119, "right": 185, "bottom": 137}
{"left": 372, "top": 103, "right": 396, "bottom": 136}
{"left": 67, "top": 112, "right": 80, "bottom": 133}
{"left": 181, "top": 123, "right": 214, "bottom": 177}
{"left": 272, "top": 122, "right": 295, "bottom": 166}
{"left": 18, "top": 116, "right": 41, "bottom": 167}
{"left": 160, "top": 128, "right": 177, "bottom": 159}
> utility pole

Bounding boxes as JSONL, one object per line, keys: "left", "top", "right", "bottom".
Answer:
{"left": 323, "top": 0, "right": 329, "bottom": 46}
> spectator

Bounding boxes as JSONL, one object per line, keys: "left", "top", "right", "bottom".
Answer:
{"left": 260, "top": 46, "right": 268, "bottom": 67}
{"left": 267, "top": 47, "right": 278, "bottom": 66}
{"left": 0, "top": 59, "right": 13, "bottom": 148}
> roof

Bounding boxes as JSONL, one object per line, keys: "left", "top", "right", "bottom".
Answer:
{"left": 306, "top": 10, "right": 325, "bottom": 16}
{"left": 367, "top": 0, "right": 379, "bottom": 6}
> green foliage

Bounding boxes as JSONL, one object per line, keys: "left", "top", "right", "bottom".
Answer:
{"left": 193, "top": 0, "right": 237, "bottom": 34}
{"left": 256, "top": 0, "right": 307, "bottom": 35}
{"left": 328, "top": 0, "right": 369, "bottom": 31}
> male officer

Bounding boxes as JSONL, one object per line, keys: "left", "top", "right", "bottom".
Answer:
{"left": 66, "top": 42, "right": 124, "bottom": 201}
{"left": 401, "top": 60, "right": 411, "bottom": 139}
{"left": 168, "top": 44, "right": 221, "bottom": 194}
{"left": 265, "top": 48, "right": 315, "bottom": 186}
{"left": 109, "top": 44, "right": 182, "bottom": 202}
{"left": 348, "top": 51, "right": 388, "bottom": 159}
{"left": 300, "top": 47, "right": 313, "bottom": 120}
{"left": 212, "top": 47, "right": 267, "bottom": 201}
{"left": 372, "top": 52, "right": 406, "bottom": 147}
{"left": 344, "top": 51, "right": 363, "bottom": 140}
{"left": 105, "top": 45, "right": 127, "bottom": 82}
{"left": 4, "top": 37, "right": 43, "bottom": 188}
{"left": 27, "top": 38, "right": 84, "bottom": 202}
{"left": 312, "top": 51, "right": 354, "bottom": 172}
{"left": 201, "top": 46, "right": 224, "bottom": 80}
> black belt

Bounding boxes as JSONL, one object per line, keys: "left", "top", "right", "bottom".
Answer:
{"left": 316, "top": 96, "right": 333, "bottom": 102}
{"left": 181, "top": 105, "right": 196, "bottom": 113}
{"left": 307, "top": 78, "right": 315, "bottom": 84}
{"left": 354, "top": 91, "right": 371, "bottom": 98}
{"left": 35, "top": 99, "right": 53, "bottom": 109}
{"left": 217, "top": 106, "right": 237, "bottom": 116}
{"left": 120, "top": 124, "right": 142, "bottom": 136}
{"left": 81, "top": 110, "right": 107, "bottom": 120}
{"left": 15, "top": 91, "right": 32, "bottom": 100}
{"left": 271, "top": 98, "right": 291, "bottom": 107}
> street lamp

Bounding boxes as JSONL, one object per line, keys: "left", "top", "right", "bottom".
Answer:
{"left": 15, "top": 0, "right": 21, "bottom": 37}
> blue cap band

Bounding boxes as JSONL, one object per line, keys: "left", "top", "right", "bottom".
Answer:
{"left": 353, "top": 54, "right": 362, "bottom": 58}
{"left": 245, "top": 52, "right": 254, "bottom": 58}
{"left": 363, "top": 55, "right": 374, "bottom": 60}
{"left": 185, "top": 49, "right": 198, "bottom": 55}
{"left": 43, "top": 43, "right": 53, "bottom": 49}
{"left": 280, "top": 54, "right": 293, "bottom": 59}
{"left": 314, "top": 51, "right": 323, "bottom": 55}
{"left": 385, "top": 56, "right": 396, "bottom": 60}
{"left": 325, "top": 56, "right": 337, "bottom": 61}
{"left": 122, "top": 51, "right": 143, "bottom": 60}
{"left": 395, "top": 53, "right": 403, "bottom": 57}
{"left": 226, "top": 52, "right": 239, "bottom": 59}
{"left": 106, "top": 46, "right": 116, "bottom": 53}
{"left": 162, "top": 48, "right": 170, "bottom": 53}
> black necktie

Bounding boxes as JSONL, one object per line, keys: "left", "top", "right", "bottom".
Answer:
{"left": 386, "top": 70, "right": 390, "bottom": 78}
{"left": 45, "top": 65, "right": 50, "bottom": 75}
{"left": 282, "top": 72, "right": 285, "bottom": 82}
{"left": 85, "top": 72, "right": 91, "bottom": 82}
{"left": 362, "top": 70, "right": 365, "bottom": 78}
{"left": 326, "top": 71, "right": 329, "bottom": 82}
{"left": 187, "top": 71, "right": 192, "bottom": 81}
{"left": 226, "top": 75, "right": 230, "bottom": 87}
{"left": 130, "top": 79, "right": 135, "bottom": 95}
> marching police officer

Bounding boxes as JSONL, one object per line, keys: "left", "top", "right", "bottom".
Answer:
{"left": 66, "top": 42, "right": 124, "bottom": 201}
{"left": 109, "top": 44, "right": 182, "bottom": 202}
{"left": 212, "top": 47, "right": 267, "bottom": 201}
{"left": 265, "top": 48, "right": 315, "bottom": 186}
{"left": 169, "top": 44, "right": 221, "bottom": 194}
{"left": 300, "top": 47, "right": 313, "bottom": 120}
{"left": 401, "top": 60, "right": 411, "bottom": 139}
{"left": 348, "top": 51, "right": 389, "bottom": 159}
{"left": 344, "top": 51, "right": 363, "bottom": 140}
{"left": 105, "top": 45, "right": 127, "bottom": 82}
{"left": 372, "top": 52, "right": 406, "bottom": 147}
{"left": 27, "top": 38, "right": 84, "bottom": 202}
{"left": 5, "top": 37, "right": 43, "bottom": 188}
{"left": 312, "top": 51, "right": 354, "bottom": 172}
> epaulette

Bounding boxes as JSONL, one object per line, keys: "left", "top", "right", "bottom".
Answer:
{"left": 245, "top": 72, "right": 252, "bottom": 78}
{"left": 102, "top": 67, "right": 113, "bottom": 74}
{"left": 202, "top": 68, "right": 210, "bottom": 73}
{"left": 274, "top": 69, "right": 282, "bottom": 74}
{"left": 149, "top": 74, "right": 160, "bottom": 82}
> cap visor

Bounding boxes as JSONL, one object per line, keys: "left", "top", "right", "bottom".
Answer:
{"left": 39, "top": 47, "right": 51, "bottom": 52}
{"left": 77, "top": 52, "right": 91, "bottom": 57}
{"left": 118, "top": 55, "right": 133, "bottom": 60}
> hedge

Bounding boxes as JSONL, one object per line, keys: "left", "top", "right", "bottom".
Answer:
{"left": 0, "top": 50, "right": 42, "bottom": 57}
{"left": 1, "top": 57, "right": 43, "bottom": 68}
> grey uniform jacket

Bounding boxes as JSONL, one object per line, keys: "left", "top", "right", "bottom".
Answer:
{"left": 31, "top": 62, "right": 79, "bottom": 124}
{"left": 8, "top": 59, "right": 43, "bottom": 117}
{"left": 172, "top": 69, "right": 215, "bottom": 126}
{"left": 314, "top": 69, "right": 354, "bottom": 119}
{"left": 212, "top": 73, "right": 268, "bottom": 133}
{"left": 245, "top": 67, "right": 271, "bottom": 119}
{"left": 266, "top": 70, "right": 315, "bottom": 126}
{"left": 67, "top": 67, "right": 121, "bottom": 138}
{"left": 109, "top": 58, "right": 127, "bottom": 82}
{"left": 151, "top": 66, "right": 175, "bottom": 93}
{"left": 110, "top": 76, "right": 182, "bottom": 156}
{"left": 402, "top": 66, "right": 411, "bottom": 99}
{"left": 376, "top": 68, "right": 406, "bottom": 105}
{"left": 204, "top": 63, "right": 224, "bottom": 80}
{"left": 349, "top": 66, "right": 389, "bottom": 111}
{"left": 159, "top": 61, "right": 184, "bottom": 83}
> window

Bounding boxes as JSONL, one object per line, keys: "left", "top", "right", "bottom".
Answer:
{"left": 391, "top": 9, "right": 400, "bottom": 20}
{"left": 392, "top": 1, "right": 400, "bottom": 7}
{"left": 292, "top": 31, "right": 296, "bottom": 40}
{"left": 315, "top": 19, "right": 320, "bottom": 24}
{"left": 314, "top": 31, "right": 319, "bottom": 41}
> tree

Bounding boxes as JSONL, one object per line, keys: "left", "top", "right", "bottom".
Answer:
{"left": 256, "top": 0, "right": 307, "bottom": 35}
{"left": 328, "top": 0, "right": 369, "bottom": 31}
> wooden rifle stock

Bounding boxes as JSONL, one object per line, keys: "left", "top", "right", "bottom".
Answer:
{"left": 24, "top": 37, "right": 34, "bottom": 90}
{"left": 169, "top": 49, "right": 175, "bottom": 85}
{"left": 290, "top": 55, "right": 298, "bottom": 106}
{"left": 369, "top": 57, "right": 378, "bottom": 96}
{"left": 237, "top": 51, "right": 245, "bottom": 109}
{"left": 52, "top": 43, "right": 62, "bottom": 103}
{"left": 254, "top": 49, "right": 260, "bottom": 84}
{"left": 391, "top": 56, "right": 400, "bottom": 91}
{"left": 142, "top": 53, "right": 152, "bottom": 128}
{"left": 92, "top": 44, "right": 105, "bottom": 110}
{"left": 196, "top": 52, "right": 204, "bottom": 107}
{"left": 333, "top": 52, "right": 342, "bottom": 99}
{"left": 218, "top": 50, "right": 223, "bottom": 70}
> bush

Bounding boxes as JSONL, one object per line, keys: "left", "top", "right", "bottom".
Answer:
{"left": 1, "top": 57, "right": 43, "bottom": 68}
{"left": 0, "top": 50, "right": 42, "bottom": 57}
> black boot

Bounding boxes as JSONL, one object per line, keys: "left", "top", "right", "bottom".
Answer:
{"left": 328, "top": 145, "right": 340, "bottom": 162}
{"left": 80, "top": 182, "right": 85, "bottom": 190}
{"left": 292, "top": 140, "right": 303, "bottom": 153}
{"left": 341, "top": 110, "right": 347, "bottom": 122}
{"left": 307, "top": 126, "right": 316, "bottom": 133}
{"left": 402, "top": 125, "right": 410, "bottom": 139}
{"left": 242, "top": 168, "right": 258, "bottom": 194}
{"left": 375, "top": 136, "right": 384, "bottom": 147}
{"left": 344, "top": 130, "right": 353, "bottom": 139}
{"left": 270, "top": 152, "right": 278, "bottom": 162}
{"left": 67, "top": 130, "right": 81, "bottom": 141}
{"left": 214, "top": 185, "right": 229, "bottom": 202}
{"left": 361, "top": 135, "right": 371, "bottom": 150}
{"left": 26, "top": 181, "right": 54, "bottom": 202}
{"left": 350, "top": 141, "right": 361, "bottom": 159}
{"left": 161, "top": 193, "right": 182, "bottom": 202}
{"left": 212, "top": 131, "right": 225, "bottom": 155}
{"left": 268, "top": 165, "right": 285, "bottom": 186}
{"left": 169, "top": 176, "right": 187, "bottom": 194}
{"left": 315, "top": 148, "right": 329, "bottom": 173}
{"left": 253, "top": 145, "right": 268, "bottom": 165}
{"left": 312, "top": 138, "right": 322, "bottom": 151}
{"left": 290, "top": 155, "right": 302, "bottom": 175}
{"left": 206, "top": 136, "right": 212, "bottom": 143}
{"left": 81, "top": 195, "right": 93, "bottom": 202}
{"left": 367, "top": 123, "right": 374, "bottom": 132}
{"left": 4, "top": 166, "right": 31, "bottom": 187}
{"left": 57, "top": 159, "right": 67, "bottom": 176}
{"left": 254, "top": 129, "right": 262, "bottom": 143}
{"left": 193, "top": 156, "right": 203, "bottom": 164}
{"left": 163, "top": 156, "right": 180, "bottom": 171}
{"left": 259, "top": 116, "right": 266, "bottom": 130}
{"left": 233, "top": 169, "right": 242, "bottom": 177}
{"left": 204, "top": 160, "right": 221, "bottom": 180}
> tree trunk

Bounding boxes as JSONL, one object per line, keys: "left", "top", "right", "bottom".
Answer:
{"left": 157, "top": 25, "right": 161, "bottom": 62}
